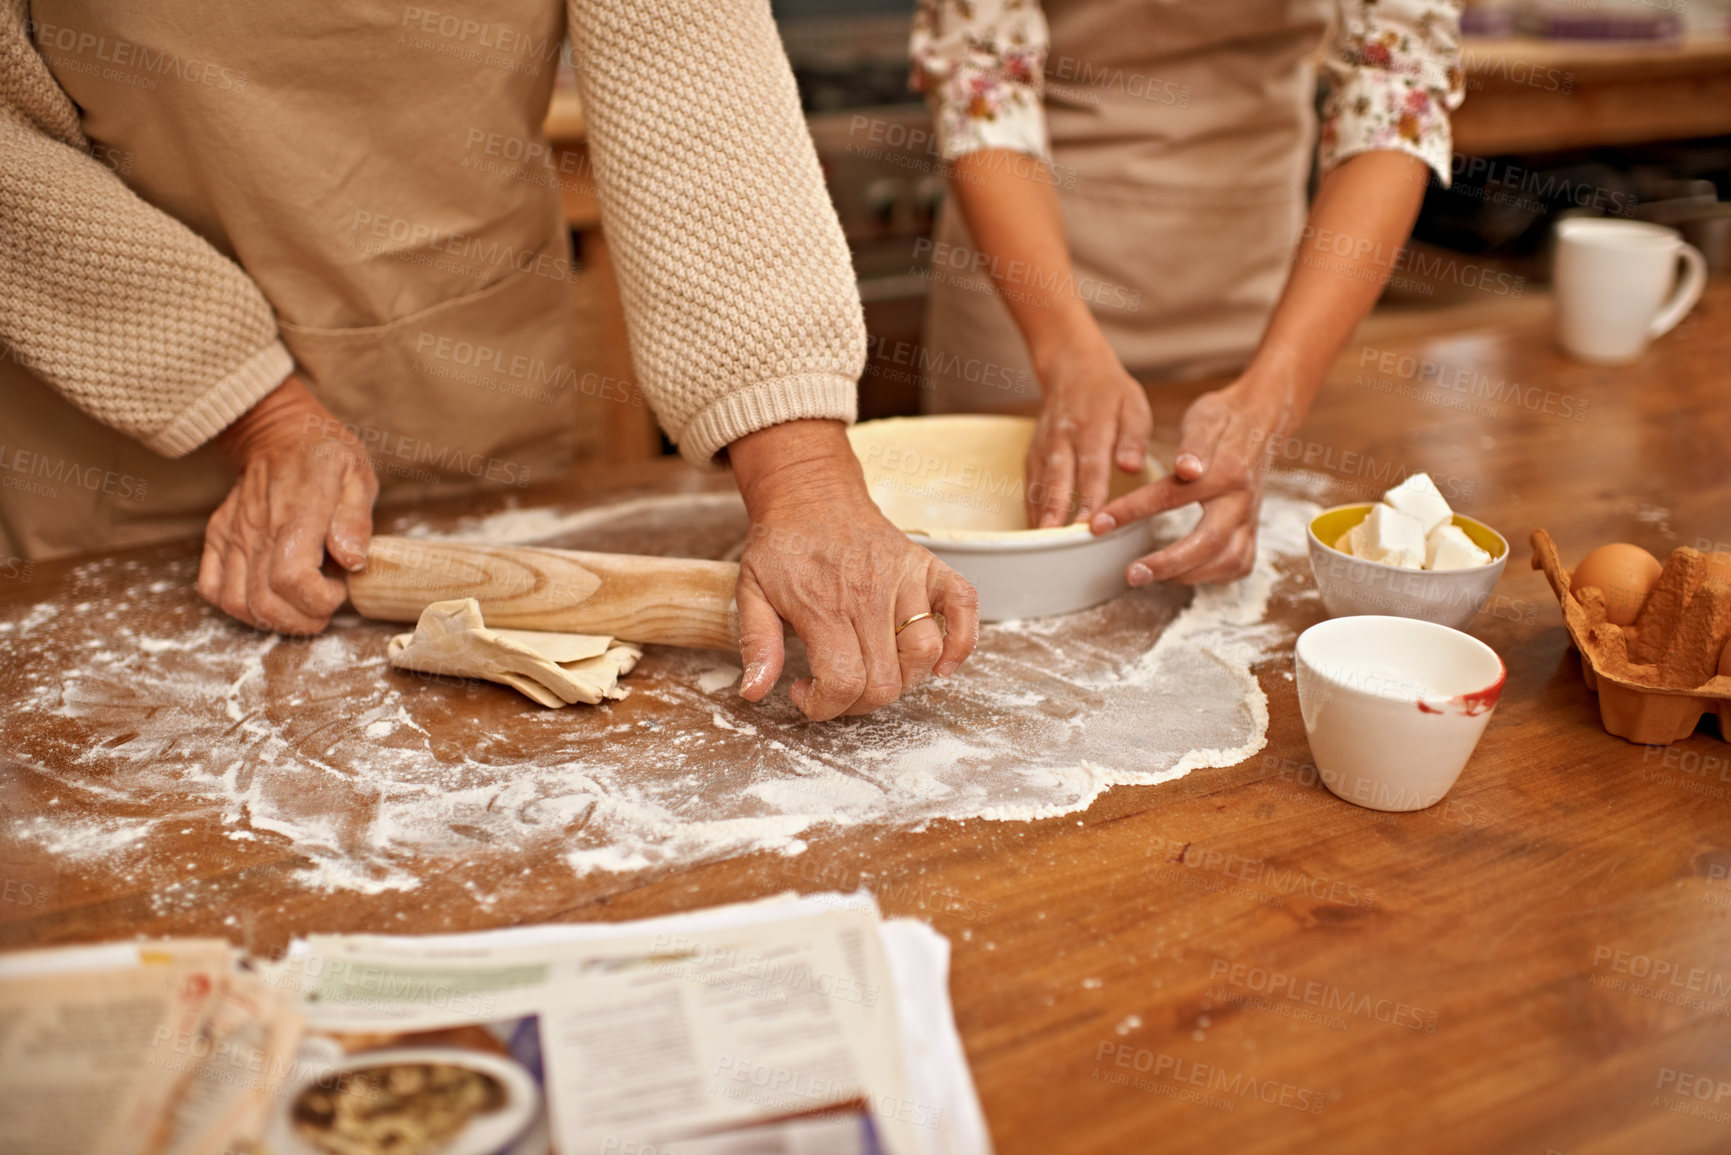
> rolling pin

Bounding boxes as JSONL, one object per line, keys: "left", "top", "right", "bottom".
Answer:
{"left": 347, "top": 535, "right": 741, "bottom": 650}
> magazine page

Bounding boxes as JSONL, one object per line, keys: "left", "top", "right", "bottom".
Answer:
{"left": 260, "top": 905, "right": 924, "bottom": 1155}
{"left": 0, "top": 940, "right": 229, "bottom": 1155}
{"left": 155, "top": 966, "right": 306, "bottom": 1155}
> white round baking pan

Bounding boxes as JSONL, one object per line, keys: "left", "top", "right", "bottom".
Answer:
{"left": 849, "top": 415, "right": 1163, "bottom": 621}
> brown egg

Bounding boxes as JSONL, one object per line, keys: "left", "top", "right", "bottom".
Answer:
{"left": 1571, "top": 543, "right": 1663, "bottom": 627}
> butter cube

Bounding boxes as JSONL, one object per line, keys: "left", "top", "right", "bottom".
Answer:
{"left": 1383, "top": 473, "right": 1453, "bottom": 535}
{"left": 1344, "top": 503, "right": 1426, "bottom": 569}
{"left": 1425, "top": 523, "right": 1491, "bottom": 571}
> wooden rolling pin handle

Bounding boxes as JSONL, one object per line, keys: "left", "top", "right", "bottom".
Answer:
{"left": 347, "top": 535, "right": 741, "bottom": 651}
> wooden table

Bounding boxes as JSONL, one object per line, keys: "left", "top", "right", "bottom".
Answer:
{"left": 3, "top": 283, "right": 1730, "bottom": 1152}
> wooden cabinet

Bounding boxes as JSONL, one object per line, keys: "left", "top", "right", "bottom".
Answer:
{"left": 1454, "top": 36, "right": 1731, "bottom": 155}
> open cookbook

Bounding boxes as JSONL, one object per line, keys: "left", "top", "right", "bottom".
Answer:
{"left": 0, "top": 893, "right": 992, "bottom": 1155}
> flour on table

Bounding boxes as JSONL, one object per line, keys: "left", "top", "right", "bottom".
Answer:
{"left": 711, "top": 710, "right": 757, "bottom": 737}
{"left": 1, "top": 488, "right": 1320, "bottom": 898}
{"left": 698, "top": 665, "right": 742, "bottom": 693}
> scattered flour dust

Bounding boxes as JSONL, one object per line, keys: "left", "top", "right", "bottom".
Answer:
{"left": 1, "top": 488, "right": 1320, "bottom": 899}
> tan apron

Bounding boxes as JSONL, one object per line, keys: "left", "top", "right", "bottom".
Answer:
{"left": 1, "top": 1, "right": 579, "bottom": 559}
{"left": 923, "top": 0, "right": 1333, "bottom": 413}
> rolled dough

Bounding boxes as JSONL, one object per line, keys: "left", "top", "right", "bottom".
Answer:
{"left": 387, "top": 598, "right": 641, "bottom": 707}
{"left": 847, "top": 415, "right": 1158, "bottom": 541}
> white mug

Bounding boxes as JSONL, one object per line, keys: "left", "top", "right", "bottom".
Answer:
{"left": 1554, "top": 218, "right": 1707, "bottom": 365}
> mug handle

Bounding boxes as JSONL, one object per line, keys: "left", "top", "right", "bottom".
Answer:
{"left": 1647, "top": 243, "right": 1708, "bottom": 340}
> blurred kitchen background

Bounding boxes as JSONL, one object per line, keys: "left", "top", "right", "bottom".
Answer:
{"left": 554, "top": 0, "right": 1731, "bottom": 461}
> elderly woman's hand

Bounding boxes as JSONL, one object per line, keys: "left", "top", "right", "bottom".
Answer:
{"left": 197, "top": 377, "right": 378, "bottom": 634}
{"left": 730, "top": 420, "right": 980, "bottom": 719}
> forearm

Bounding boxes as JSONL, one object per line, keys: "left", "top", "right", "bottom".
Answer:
{"left": 214, "top": 376, "right": 339, "bottom": 469}
{"left": 1085, "top": 153, "right": 1429, "bottom": 582}
{"left": 1238, "top": 150, "right": 1429, "bottom": 434}
{"left": 1, "top": 16, "right": 291, "bottom": 459}
{"left": 948, "top": 149, "right": 1107, "bottom": 380}
{"left": 730, "top": 419, "right": 868, "bottom": 518}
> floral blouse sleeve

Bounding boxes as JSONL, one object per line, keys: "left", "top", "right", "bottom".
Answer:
{"left": 912, "top": 0, "right": 1464, "bottom": 186}
{"left": 910, "top": 0, "right": 1051, "bottom": 163}
{"left": 1319, "top": 0, "right": 1466, "bottom": 187}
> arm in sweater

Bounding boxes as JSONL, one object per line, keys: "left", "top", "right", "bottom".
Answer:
{"left": 567, "top": 1, "right": 986, "bottom": 716}
{"left": 4, "top": 0, "right": 862, "bottom": 467}
{"left": 566, "top": 0, "right": 864, "bottom": 466}
{"left": 0, "top": 1, "right": 292, "bottom": 459}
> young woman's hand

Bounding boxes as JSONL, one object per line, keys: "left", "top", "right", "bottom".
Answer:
{"left": 1023, "top": 335, "right": 1154, "bottom": 528}
{"left": 1088, "top": 377, "right": 1283, "bottom": 586}
{"left": 197, "top": 377, "right": 378, "bottom": 634}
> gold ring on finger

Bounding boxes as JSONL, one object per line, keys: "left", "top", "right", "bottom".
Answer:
{"left": 895, "top": 611, "right": 944, "bottom": 637}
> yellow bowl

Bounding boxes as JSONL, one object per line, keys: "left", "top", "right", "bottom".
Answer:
{"left": 1306, "top": 504, "right": 1509, "bottom": 631}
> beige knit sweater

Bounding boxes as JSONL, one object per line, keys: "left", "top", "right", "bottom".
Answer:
{"left": 0, "top": 0, "right": 863, "bottom": 466}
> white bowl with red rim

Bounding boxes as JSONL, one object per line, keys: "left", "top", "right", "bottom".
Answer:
{"left": 1294, "top": 615, "right": 1506, "bottom": 812}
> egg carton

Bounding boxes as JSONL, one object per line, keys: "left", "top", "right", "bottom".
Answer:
{"left": 1531, "top": 530, "right": 1731, "bottom": 745}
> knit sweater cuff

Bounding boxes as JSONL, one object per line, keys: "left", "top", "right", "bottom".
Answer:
{"left": 678, "top": 373, "right": 860, "bottom": 467}
{"left": 146, "top": 341, "right": 295, "bottom": 459}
